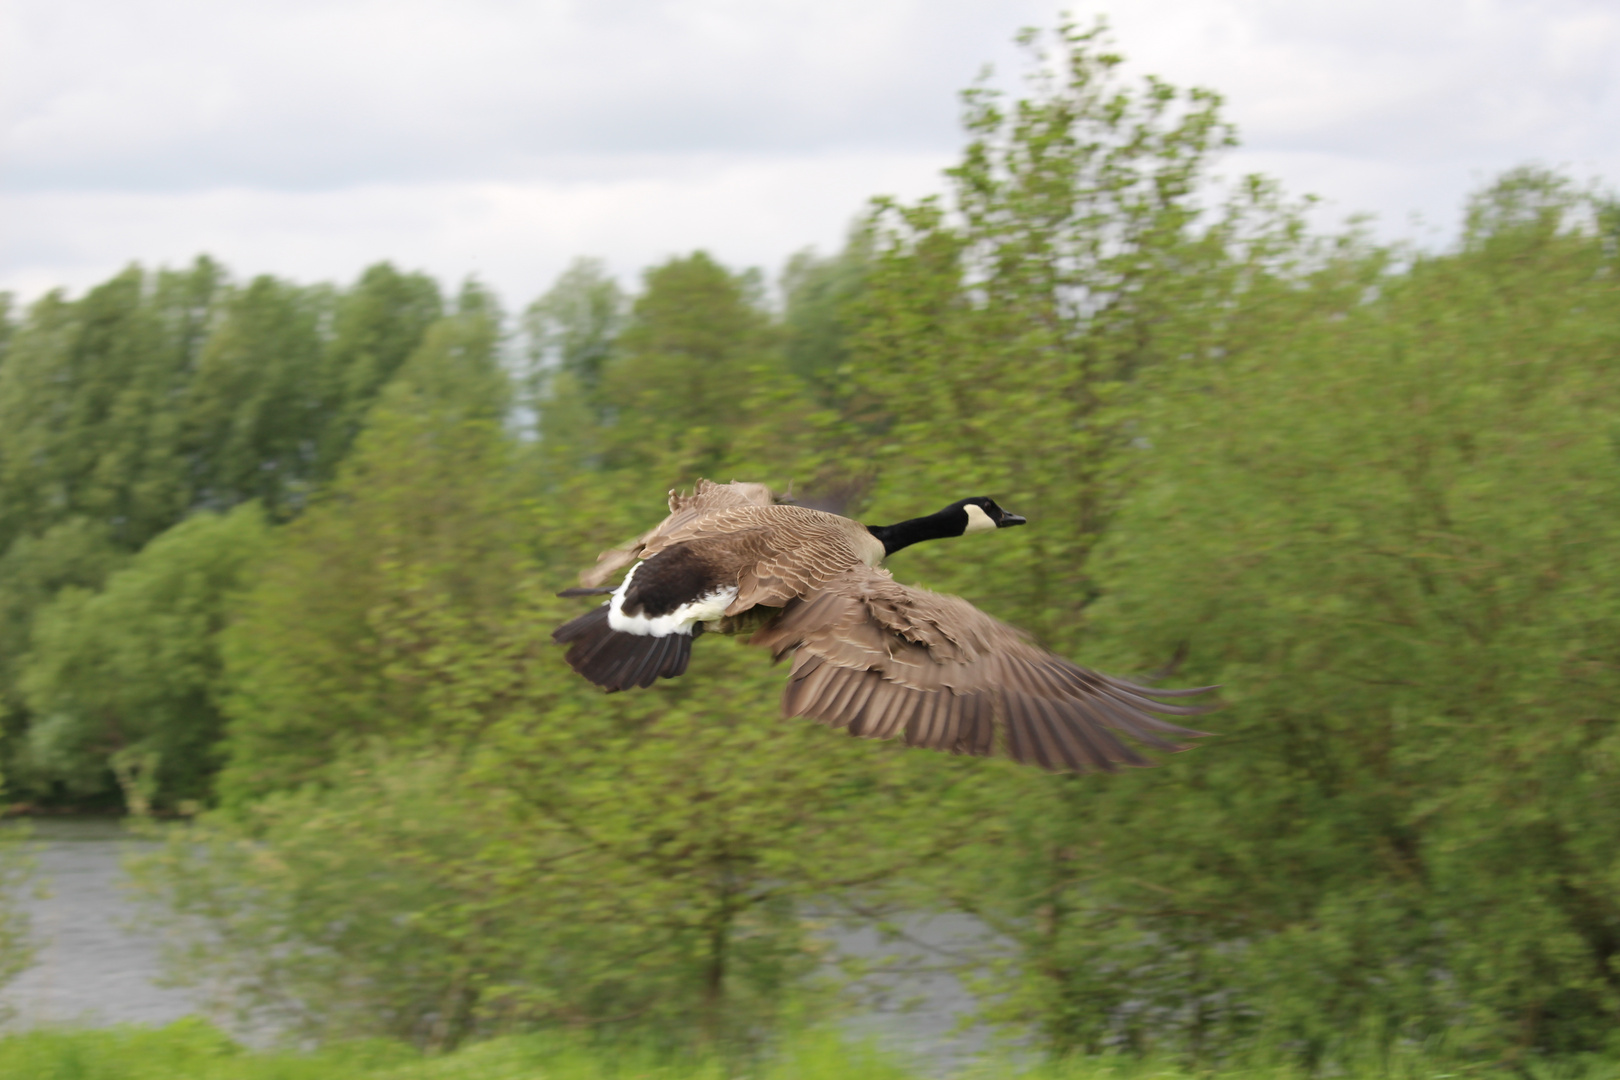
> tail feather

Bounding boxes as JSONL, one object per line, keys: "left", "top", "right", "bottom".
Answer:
{"left": 552, "top": 606, "right": 696, "bottom": 692}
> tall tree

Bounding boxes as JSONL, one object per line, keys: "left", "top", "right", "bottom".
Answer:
{"left": 779, "top": 231, "right": 870, "bottom": 400}
{"left": 844, "top": 21, "right": 1334, "bottom": 1059}
{"left": 316, "top": 262, "right": 444, "bottom": 478}
{"left": 976, "top": 170, "right": 1620, "bottom": 1059}
{"left": 0, "top": 260, "right": 226, "bottom": 554}
{"left": 215, "top": 286, "right": 518, "bottom": 806}
{"left": 522, "top": 256, "right": 626, "bottom": 399}
{"left": 182, "top": 275, "right": 330, "bottom": 515}
{"left": 595, "top": 252, "right": 806, "bottom": 481}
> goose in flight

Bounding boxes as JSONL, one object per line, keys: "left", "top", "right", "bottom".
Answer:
{"left": 553, "top": 480, "right": 1214, "bottom": 772}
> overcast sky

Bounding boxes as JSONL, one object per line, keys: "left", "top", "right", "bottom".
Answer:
{"left": 3, "top": 0, "right": 1617, "bottom": 310}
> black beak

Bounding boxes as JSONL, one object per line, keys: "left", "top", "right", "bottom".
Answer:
{"left": 998, "top": 513, "right": 1026, "bottom": 528}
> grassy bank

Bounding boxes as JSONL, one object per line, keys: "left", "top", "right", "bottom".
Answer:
{"left": 0, "top": 1021, "right": 916, "bottom": 1080}
{"left": 6, "top": 1021, "right": 1620, "bottom": 1080}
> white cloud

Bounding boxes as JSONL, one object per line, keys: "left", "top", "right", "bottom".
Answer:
{"left": 1, "top": 151, "right": 952, "bottom": 309}
{"left": 1, "top": 0, "right": 1040, "bottom": 190}
{"left": 2, "top": 0, "right": 1617, "bottom": 307}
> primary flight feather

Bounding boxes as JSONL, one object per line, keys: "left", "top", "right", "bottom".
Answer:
{"left": 553, "top": 480, "right": 1215, "bottom": 773}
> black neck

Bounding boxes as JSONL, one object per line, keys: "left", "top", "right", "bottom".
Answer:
{"left": 865, "top": 508, "right": 966, "bottom": 557}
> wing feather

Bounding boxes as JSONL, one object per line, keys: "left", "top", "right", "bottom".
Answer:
{"left": 751, "top": 567, "right": 1216, "bottom": 773}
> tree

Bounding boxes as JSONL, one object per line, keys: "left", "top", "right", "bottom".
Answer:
{"left": 521, "top": 256, "right": 626, "bottom": 400}
{"left": 18, "top": 504, "right": 270, "bottom": 811}
{"left": 0, "top": 260, "right": 225, "bottom": 554}
{"left": 980, "top": 169, "right": 1620, "bottom": 1059}
{"left": 215, "top": 286, "right": 521, "bottom": 806}
{"left": 147, "top": 565, "right": 963, "bottom": 1052}
{"left": 0, "top": 519, "right": 128, "bottom": 792}
{"left": 841, "top": 22, "right": 1325, "bottom": 1058}
{"left": 316, "top": 262, "right": 444, "bottom": 478}
{"left": 182, "top": 275, "right": 330, "bottom": 515}
{"left": 595, "top": 252, "right": 808, "bottom": 481}
{"left": 779, "top": 231, "right": 871, "bottom": 400}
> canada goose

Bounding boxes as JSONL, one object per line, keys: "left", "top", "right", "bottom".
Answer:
{"left": 553, "top": 480, "right": 1215, "bottom": 773}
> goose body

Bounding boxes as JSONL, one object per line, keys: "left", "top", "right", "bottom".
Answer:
{"left": 553, "top": 480, "right": 1214, "bottom": 773}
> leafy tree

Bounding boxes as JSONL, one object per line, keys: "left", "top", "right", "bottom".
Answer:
{"left": 149, "top": 577, "right": 962, "bottom": 1051}
{"left": 779, "top": 232, "right": 870, "bottom": 399}
{"left": 215, "top": 287, "right": 520, "bottom": 806}
{"left": 18, "top": 504, "right": 270, "bottom": 811}
{"left": 182, "top": 275, "right": 330, "bottom": 515}
{"left": 201, "top": 266, "right": 961, "bottom": 1049}
{"left": 972, "top": 170, "right": 1620, "bottom": 1059}
{"left": 522, "top": 256, "right": 627, "bottom": 399}
{"left": 0, "top": 260, "right": 225, "bottom": 554}
{"left": 595, "top": 252, "right": 808, "bottom": 481}
{"left": 0, "top": 262, "right": 227, "bottom": 796}
{"left": 316, "top": 262, "right": 444, "bottom": 478}
{"left": 0, "top": 519, "right": 128, "bottom": 786}
{"left": 474, "top": 634, "right": 959, "bottom": 1049}
{"left": 842, "top": 22, "right": 1325, "bottom": 1058}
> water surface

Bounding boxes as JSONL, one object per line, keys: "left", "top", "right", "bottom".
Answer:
{"left": 1, "top": 818, "right": 202, "bottom": 1028}
{"left": 0, "top": 819, "right": 983, "bottom": 1067}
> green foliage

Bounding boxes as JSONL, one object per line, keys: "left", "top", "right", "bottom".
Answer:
{"left": 318, "top": 262, "right": 446, "bottom": 478}
{"left": 183, "top": 241, "right": 980, "bottom": 1051}
{"left": 214, "top": 294, "right": 521, "bottom": 806}
{"left": 780, "top": 232, "right": 871, "bottom": 398}
{"left": 946, "top": 170, "right": 1620, "bottom": 1059}
{"left": 0, "top": 259, "right": 445, "bottom": 803}
{"left": 17, "top": 505, "right": 270, "bottom": 810}
{"left": 0, "top": 519, "right": 128, "bottom": 757}
{"left": 522, "top": 256, "right": 627, "bottom": 398}
{"left": 142, "top": 713, "right": 946, "bottom": 1050}
{"left": 595, "top": 252, "right": 809, "bottom": 480}
{"left": 849, "top": 18, "right": 1260, "bottom": 644}
{"left": 842, "top": 23, "right": 1333, "bottom": 1059}
{"left": 182, "top": 275, "right": 330, "bottom": 515}
{"left": 0, "top": 260, "right": 224, "bottom": 553}
{"left": 196, "top": 398, "right": 956, "bottom": 1049}
{"left": 0, "top": 1020, "right": 930, "bottom": 1080}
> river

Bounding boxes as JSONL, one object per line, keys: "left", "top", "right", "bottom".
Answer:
{"left": 0, "top": 818, "right": 985, "bottom": 1066}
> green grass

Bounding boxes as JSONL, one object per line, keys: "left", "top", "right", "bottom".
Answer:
{"left": 0, "top": 1020, "right": 918, "bottom": 1080}
{"left": 4, "top": 1021, "right": 1619, "bottom": 1080}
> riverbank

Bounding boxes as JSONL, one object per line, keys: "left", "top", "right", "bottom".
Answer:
{"left": 0, "top": 818, "right": 983, "bottom": 1064}
{"left": 1, "top": 1022, "right": 918, "bottom": 1079}
{"left": 9, "top": 1021, "right": 1620, "bottom": 1080}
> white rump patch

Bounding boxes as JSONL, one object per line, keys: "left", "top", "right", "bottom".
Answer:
{"left": 962, "top": 503, "right": 997, "bottom": 534}
{"left": 607, "top": 562, "right": 738, "bottom": 637}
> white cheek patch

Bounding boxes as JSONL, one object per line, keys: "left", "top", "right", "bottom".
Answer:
{"left": 962, "top": 504, "right": 998, "bottom": 534}
{"left": 607, "top": 562, "right": 738, "bottom": 637}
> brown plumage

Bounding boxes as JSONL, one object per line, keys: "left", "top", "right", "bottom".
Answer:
{"left": 553, "top": 480, "right": 1216, "bottom": 772}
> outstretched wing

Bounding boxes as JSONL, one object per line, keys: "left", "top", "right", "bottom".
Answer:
{"left": 749, "top": 568, "right": 1216, "bottom": 773}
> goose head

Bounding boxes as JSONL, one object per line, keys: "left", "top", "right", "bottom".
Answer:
{"left": 955, "top": 497, "right": 1027, "bottom": 535}
{"left": 866, "top": 496, "right": 1026, "bottom": 556}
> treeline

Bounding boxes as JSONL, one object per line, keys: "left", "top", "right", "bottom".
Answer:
{"left": 6, "top": 21, "right": 1620, "bottom": 1066}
